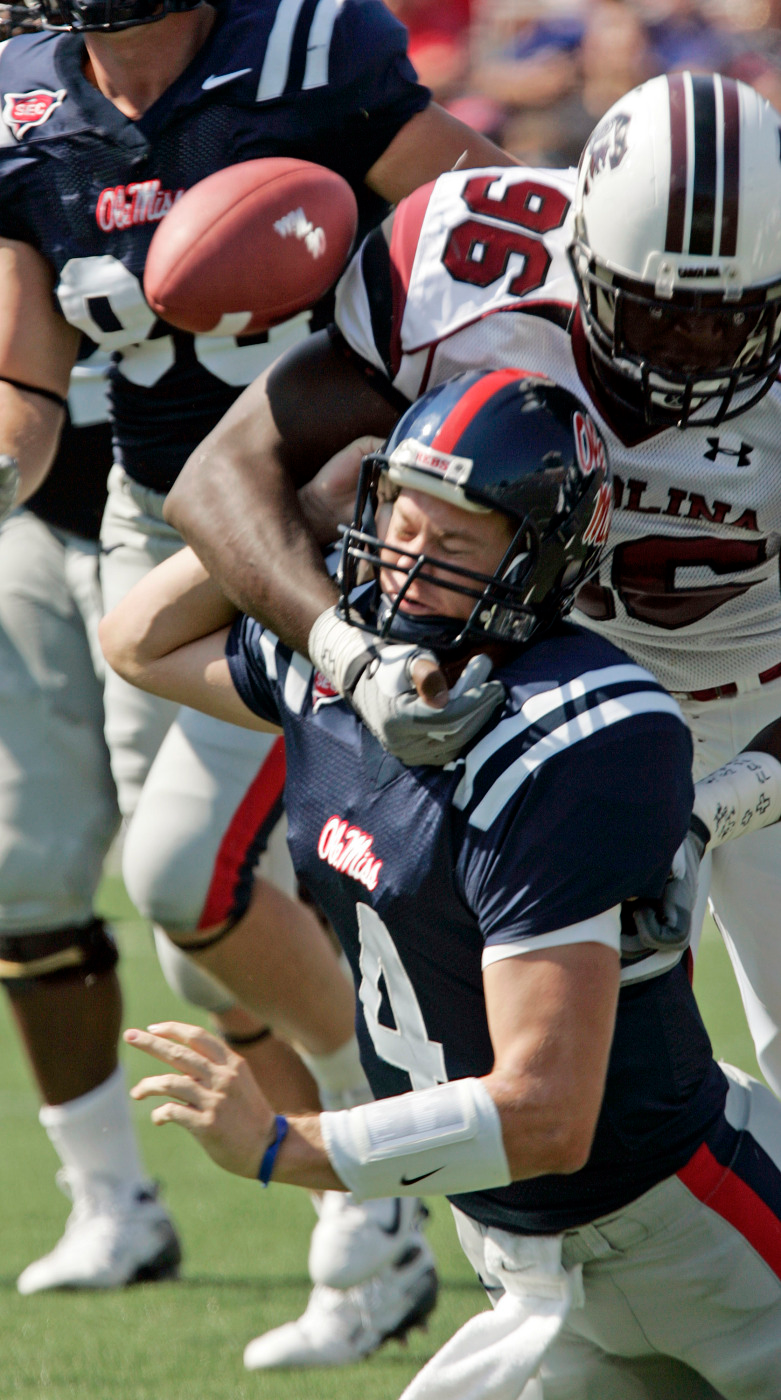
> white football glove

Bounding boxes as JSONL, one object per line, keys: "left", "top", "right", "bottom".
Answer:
{"left": 0, "top": 455, "right": 20, "bottom": 522}
{"left": 308, "top": 606, "right": 505, "bottom": 767}
{"left": 626, "top": 816, "right": 710, "bottom": 955}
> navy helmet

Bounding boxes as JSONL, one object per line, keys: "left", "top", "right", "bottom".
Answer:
{"left": 338, "top": 368, "right": 613, "bottom": 654}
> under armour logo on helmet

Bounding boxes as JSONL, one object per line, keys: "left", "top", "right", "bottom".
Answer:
{"left": 703, "top": 438, "right": 754, "bottom": 467}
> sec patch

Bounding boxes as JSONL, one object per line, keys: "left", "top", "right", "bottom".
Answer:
{"left": 3, "top": 88, "right": 66, "bottom": 139}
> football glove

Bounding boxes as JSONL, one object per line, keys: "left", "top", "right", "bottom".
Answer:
{"left": 308, "top": 607, "right": 505, "bottom": 767}
{"left": 0, "top": 455, "right": 19, "bottom": 522}
{"left": 627, "top": 815, "right": 710, "bottom": 955}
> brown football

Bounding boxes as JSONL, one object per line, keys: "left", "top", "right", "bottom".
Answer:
{"left": 143, "top": 157, "right": 358, "bottom": 335}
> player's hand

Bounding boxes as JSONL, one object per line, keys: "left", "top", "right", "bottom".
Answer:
{"left": 0, "top": 454, "right": 19, "bottom": 522}
{"left": 125, "top": 1021, "right": 276, "bottom": 1178}
{"left": 308, "top": 606, "right": 505, "bottom": 766}
{"left": 628, "top": 817, "right": 710, "bottom": 954}
{"left": 298, "top": 436, "right": 384, "bottom": 546}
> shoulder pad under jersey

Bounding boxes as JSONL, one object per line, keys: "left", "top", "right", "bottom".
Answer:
{"left": 336, "top": 165, "right": 578, "bottom": 379}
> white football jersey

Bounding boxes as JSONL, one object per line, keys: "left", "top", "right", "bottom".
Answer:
{"left": 335, "top": 166, "right": 781, "bottom": 693}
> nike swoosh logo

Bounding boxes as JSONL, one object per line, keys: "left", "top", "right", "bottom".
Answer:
{"left": 378, "top": 1199, "right": 402, "bottom": 1236}
{"left": 399, "top": 1168, "right": 443, "bottom": 1186}
{"left": 202, "top": 68, "right": 252, "bottom": 91}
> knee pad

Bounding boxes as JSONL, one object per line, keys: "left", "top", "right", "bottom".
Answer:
{"left": 153, "top": 927, "right": 237, "bottom": 1015}
{"left": 0, "top": 918, "right": 118, "bottom": 990}
{"left": 123, "top": 817, "right": 212, "bottom": 935}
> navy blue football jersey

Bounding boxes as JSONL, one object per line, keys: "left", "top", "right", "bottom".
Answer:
{"left": 227, "top": 612, "right": 727, "bottom": 1232}
{"left": 0, "top": 0, "right": 428, "bottom": 491}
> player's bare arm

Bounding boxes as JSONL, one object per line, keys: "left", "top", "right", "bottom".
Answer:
{"left": 165, "top": 339, "right": 505, "bottom": 754}
{"left": 165, "top": 330, "right": 400, "bottom": 652}
{"left": 0, "top": 237, "right": 78, "bottom": 505}
{"left": 364, "top": 101, "right": 518, "bottom": 206}
{"left": 99, "top": 434, "right": 381, "bottom": 717}
{"left": 127, "top": 941, "right": 620, "bottom": 1188}
{"left": 99, "top": 546, "right": 277, "bottom": 733}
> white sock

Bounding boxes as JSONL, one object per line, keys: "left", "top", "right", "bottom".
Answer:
{"left": 39, "top": 1065, "right": 147, "bottom": 1200}
{"left": 299, "top": 1036, "right": 373, "bottom": 1110}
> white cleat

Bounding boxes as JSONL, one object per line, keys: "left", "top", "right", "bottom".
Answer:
{"left": 309, "top": 1193, "right": 429, "bottom": 1289}
{"left": 243, "top": 1237, "right": 438, "bottom": 1370}
{"left": 17, "top": 1175, "right": 181, "bottom": 1295}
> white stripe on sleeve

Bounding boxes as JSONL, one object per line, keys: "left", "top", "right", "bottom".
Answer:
{"left": 256, "top": 0, "right": 309, "bottom": 101}
{"left": 303, "top": 0, "right": 347, "bottom": 90}
{"left": 454, "top": 665, "right": 666, "bottom": 810}
{"left": 283, "top": 651, "right": 314, "bottom": 714}
{"left": 469, "top": 691, "right": 684, "bottom": 831}
{"left": 259, "top": 630, "right": 280, "bottom": 681}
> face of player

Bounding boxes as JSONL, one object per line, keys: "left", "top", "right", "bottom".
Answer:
{"left": 620, "top": 295, "right": 770, "bottom": 375}
{"left": 378, "top": 488, "right": 515, "bottom": 622}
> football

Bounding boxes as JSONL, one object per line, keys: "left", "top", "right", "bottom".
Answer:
{"left": 143, "top": 157, "right": 359, "bottom": 336}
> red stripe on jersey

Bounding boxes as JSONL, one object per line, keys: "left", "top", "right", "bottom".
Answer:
{"left": 666, "top": 72, "right": 688, "bottom": 254}
{"left": 197, "top": 737, "right": 286, "bottom": 929}
{"left": 678, "top": 1142, "right": 781, "bottom": 1277}
{"left": 388, "top": 180, "right": 437, "bottom": 378}
{"left": 719, "top": 76, "right": 740, "bottom": 258}
{"left": 430, "top": 368, "right": 532, "bottom": 453}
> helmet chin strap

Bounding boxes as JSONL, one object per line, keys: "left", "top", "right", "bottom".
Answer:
{"left": 376, "top": 595, "right": 464, "bottom": 652}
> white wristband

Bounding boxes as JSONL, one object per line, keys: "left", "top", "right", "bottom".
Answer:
{"left": 308, "top": 606, "right": 375, "bottom": 696}
{"left": 693, "top": 751, "right": 781, "bottom": 848}
{"left": 320, "top": 1078, "right": 511, "bottom": 1201}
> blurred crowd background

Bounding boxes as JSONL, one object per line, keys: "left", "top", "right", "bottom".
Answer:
{"left": 386, "top": 0, "right": 781, "bottom": 165}
{"left": 2, "top": 0, "right": 778, "bottom": 163}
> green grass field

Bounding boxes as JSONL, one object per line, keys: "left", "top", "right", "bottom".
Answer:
{"left": 0, "top": 879, "right": 762, "bottom": 1400}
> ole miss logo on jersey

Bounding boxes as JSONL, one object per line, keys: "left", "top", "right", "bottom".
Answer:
{"left": 96, "top": 181, "right": 185, "bottom": 233}
{"left": 2, "top": 88, "right": 66, "bottom": 139}
{"left": 317, "top": 816, "right": 383, "bottom": 891}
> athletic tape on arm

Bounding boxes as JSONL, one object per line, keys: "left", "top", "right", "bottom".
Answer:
{"left": 319, "top": 1078, "right": 511, "bottom": 1200}
{"left": 693, "top": 750, "right": 781, "bottom": 848}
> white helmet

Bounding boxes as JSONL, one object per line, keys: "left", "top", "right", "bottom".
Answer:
{"left": 569, "top": 72, "right": 781, "bottom": 427}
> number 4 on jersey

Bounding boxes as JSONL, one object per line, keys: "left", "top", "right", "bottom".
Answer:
{"left": 357, "top": 903, "right": 447, "bottom": 1091}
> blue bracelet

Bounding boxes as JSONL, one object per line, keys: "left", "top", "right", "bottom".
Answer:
{"left": 258, "top": 1114, "right": 289, "bottom": 1187}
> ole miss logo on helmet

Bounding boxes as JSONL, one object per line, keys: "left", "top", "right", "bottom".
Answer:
{"left": 573, "top": 411, "right": 612, "bottom": 546}
{"left": 582, "top": 480, "right": 613, "bottom": 547}
{"left": 3, "top": 89, "right": 66, "bottom": 139}
{"left": 573, "top": 410, "right": 606, "bottom": 478}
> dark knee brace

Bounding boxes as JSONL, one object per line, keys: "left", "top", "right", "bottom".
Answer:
{"left": 165, "top": 910, "right": 244, "bottom": 954}
{"left": 0, "top": 919, "right": 118, "bottom": 991}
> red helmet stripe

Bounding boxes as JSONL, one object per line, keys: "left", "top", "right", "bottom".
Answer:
{"left": 666, "top": 72, "right": 688, "bottom": 254}
{"left": 430, "top": 369, "right": 533, "bottom": 453}
{"left": 719, "top": 76, "right": 740, "bottom": 258}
